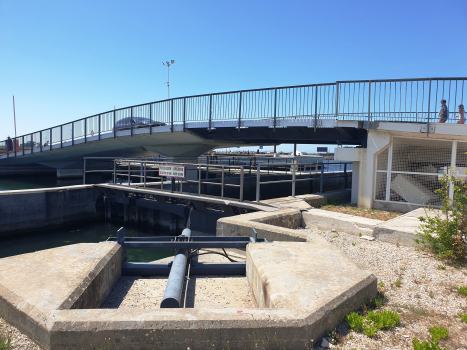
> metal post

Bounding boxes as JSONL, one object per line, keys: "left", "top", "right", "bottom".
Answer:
{"left": 198, "top": 166, "right": 202, "bottom": 195}
{"left": 221, "top": 165, "right": 225, "bottom": 199}
{"left": 40, "top": 132, "right": 42, "bottom": 152}
{"left": 427, "top": 79, "right": 432, "bottom": 137}
{"left": 113, "top": 160, "right": 116, "bottom": 184}
{"left": 144, "top": 162, "right": 147, "bottom": 188}
{"left": 183, "top": 98, "right": 186, "bottom": 132}
{"left": 49, "top": 128, "right": 52, "bottom": 149}
{"left": 238, "top": 92, "right": 242, "bottom": 132}
{"left": 367, "top": 81, "right": 372, "bottom": 130}
{"left": 113, "top": 109, "right": 116, "bottom": 138}
{"left": 22, "top": 136, "right": 24, "bottom": 155}
{"left": 149, "top": 104, "right": 153, "bottom": 135}
{"left": 31, "top": 134, "right": 33, "bottom": 154}
{"left": 240, "top": 166, "right": 244, "bottom": 202}
{"left": 208, "top": 94, "right": 212, "bottom": 132}
{"left": 320, "top": 161, "right": 324, "bottom": 193}
{"left": 171, "top": 99, "right": 174, "bottom": 133}
{"left": 335, "top": 82, "right": 339, "bottom": 119}
{"left": 98, "top": 114, "right": 101, "bottom": 141}
{"left": 128, "top": 162, "right": 131, "bottom": 186}
{"left": 83, "top": 158, "right": 87, "bottom": 185}
{"left": 273, "top": 88, "right": 277, "bottom": 131}
{"left": 72, "top": 122, "right": 74, "bottom": 146}
{"left": 292, "top": 163, "right": 296, "bottom": 198}
{"left": 140, "top": 163, "right": 143, "bottom": 183}
{"left": 84, "top": 118, "right": 87, "bottom": 143}
{"left": 256, "top": 164, "right": 261, "bottom": 202}
{"left": 314, "top": 85, "right": 318, "bottom": 132}
{"left": 130, "top": 108, "right": 133, "bottom": 137}
{"left": 60, "top": 125, "right": 63, "bottom": 148}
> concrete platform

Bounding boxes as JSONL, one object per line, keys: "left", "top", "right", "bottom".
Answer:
{"left": 0, "top": 238, "right": 376, "bottom": 349}
{"left": 373, "top": 208, "right": 437, "bottom": 247}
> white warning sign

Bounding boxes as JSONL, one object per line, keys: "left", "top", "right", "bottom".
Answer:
{"left": 159, "top": 165, "right": 185, "bottom": 178}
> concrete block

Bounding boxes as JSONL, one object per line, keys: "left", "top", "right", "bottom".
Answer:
{"left": 302, "top": 208, "right": 382, "bottom": 236}
{"left": 373, "top": 208, "right": 435, "bottom": 247}
{"left": 247, "top": 239, "right": 377, "bottom": 342}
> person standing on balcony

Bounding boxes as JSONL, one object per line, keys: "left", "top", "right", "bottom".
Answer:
{"left": 438, "top": 99, "right": 449, "bottom": 123}
{"left": 6, "top": 136, "right": 13, "bottom": 155}
{"left": 455, "top": 104, "right": 465, "bottom": 124}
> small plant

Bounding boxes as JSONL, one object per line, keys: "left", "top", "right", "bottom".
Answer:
{"left": 428, "top": 326, "right": 449, "bottom": 342}
{"left": 359, "top": 232, "right": 362, "bottom": 237}
{"left": 454, "top": 286, "right": 467, "bottom": 296}
{"left": 352, "top": 242, "right": 356, "bottom": 246}
{"left": 400, "top": 265, "right": 407, "bottom": 271}
{"left": 378, "top": 281, "right": 385, "bottom": 288}
{"left": 0, "top": 329, "right": 11, "bottom": 350}
{"left": 346, "top": 312, "right": 364, "bottom": 332}
{"left": 366, "top": 309, "right": 400, "bottom": 330}
{"left": 363, "top": 324, "right": 378, "bottom": 338}
{"left": 412, "top": 338, "right": 448, "bottom": 350}
{"left": 346, "top": 309, "right": 400, "bottom": 338}
{"left": 437, "top": 264, "right": 446, "bottom": 270}
{"left": 429, "top": 292, "right": 435, "bottom": 299}
{"left": 457, "top": 312, "right": 467, "bottom": 323}
{"left": 394, "top": 279, "right": 402, "bottom": 287}
{"left": 416, "top": 171, "right": 467, "bottom": 262}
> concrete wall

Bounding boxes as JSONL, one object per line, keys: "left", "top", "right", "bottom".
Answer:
{"left": 0, "top": 185, "right": 102, "bottom": 237}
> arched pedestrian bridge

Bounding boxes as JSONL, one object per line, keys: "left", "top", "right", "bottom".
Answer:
{"left": 1, "top": 77, "right": 465, "bottom": 168}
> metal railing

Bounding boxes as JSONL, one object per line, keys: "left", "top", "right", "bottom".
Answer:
{"left": 84, "top": 157, "right": 352, "bottom": 202}
{"left": 4, "top": 77, "right": 465, "bottom": 159}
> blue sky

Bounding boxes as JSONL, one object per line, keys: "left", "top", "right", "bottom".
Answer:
{"left": 1, "top": 0, "right": 466, "bottom": 153}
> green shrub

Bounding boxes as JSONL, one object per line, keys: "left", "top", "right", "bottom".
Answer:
{"left": 412, "top": 338, "right": 448, "bottom": 350}
{"left": 0, "top": 330, "right": 11, "bottom": 350}
{"left": 455, "top": 286, "right": 467, "bottom": 296}
{"left": 363, "top": 324, "right": 378, "bottom": 338}
{"left": 366, "top": 309, "right": 400, "bottom": 330}
{"left": 428, "top": 326, "right": 449, "bottom": 342}
{"left": 458, "top": 313, "right": 467, "bottom": 323}
{"left": 416, "top": 172, "right": 467, "bottom": 262}
{"left": 346, "top": 312, "right": 364, "bottom": 332}
{"left": 346, "top": 309, "right": 400, "bottom": 338}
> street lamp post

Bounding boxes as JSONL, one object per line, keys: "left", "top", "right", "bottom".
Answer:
{"left": 163, "top": 60, "right": 175, "bottom": 99}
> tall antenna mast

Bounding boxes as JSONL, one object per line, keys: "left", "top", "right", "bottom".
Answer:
{"left": 162, "top": 60, "right": 175, "bottom": 99}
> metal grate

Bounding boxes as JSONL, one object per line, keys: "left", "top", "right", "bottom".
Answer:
{"left": 391, "top": 137, "right": 452, "bottom": 173}
{"left": 375, "top": 172, "right": 387, "bottom": 200}
{"left": 377, "top": 148, "right": 389, "bottom": 171}
{"left": 389, "top": 173, "right": 442, "bottom": 205}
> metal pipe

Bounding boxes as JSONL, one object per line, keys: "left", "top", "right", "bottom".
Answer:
{"left": 292, "top": 163, "right": 296, "bottom": 198}
{"left": 160, "top": 209, "right": 193, "bottom": 308}
{"left": 240, "top": 166, "right": 244, "bottom": 202}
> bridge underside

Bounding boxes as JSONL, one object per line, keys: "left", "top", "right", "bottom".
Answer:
{"left": 0, "top": 120, "right": 367, "bottom": 167}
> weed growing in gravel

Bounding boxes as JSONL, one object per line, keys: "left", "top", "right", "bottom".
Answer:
{"left": 454, "top": 285, "right": 467, "bottom": 296}
{"left": 457, "top": 312, "right": 467, "bottom": 323}
{"left": 412, "top": 338, "right": 448, "bottom": 350}
{"left": 0, "top": 327, "right": 11, "bottom": 350}
{"left": 416, "top": 172, "right": 467, "bottom": 263}
{"left": 413, "top": 326, "right": 449, "bottom": 350}
{"left": 394, "top": 279, "right": 402, "bottom": 287}
{"left": 437, "top": 265, "right": 447, "bottom": 270}
{"left": 428, "top": 326, "right": 449, "bottom": 342}
{"left": 346, "top": 309, "right": 400, "bottom": 338}
{"left": 0, "top": 330, "right": 11, "bottom": 350}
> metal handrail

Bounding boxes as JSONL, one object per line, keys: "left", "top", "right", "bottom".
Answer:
{"left": 84, "top": 157, "right": 352, "bottom": 202}
{"left": 4, "top": 77, "right": 466, "bottom": 159}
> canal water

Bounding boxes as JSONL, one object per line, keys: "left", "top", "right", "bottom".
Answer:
{"left": 0, "top": 176, "right": 192, "bottom": 262}
{"left": 0, "top": 221, "right": 177, "bottom": 262}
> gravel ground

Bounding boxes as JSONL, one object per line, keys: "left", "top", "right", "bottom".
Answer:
{"left": 303, "top": 227, "right": 467, "bottom": 350}
{"left": 1, "top": 233, "right": 466, "bottom": 350}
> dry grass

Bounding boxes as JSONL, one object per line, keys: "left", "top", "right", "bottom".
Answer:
{"left": 320, "top": 203, "right": 402, "bottom": 221}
